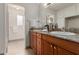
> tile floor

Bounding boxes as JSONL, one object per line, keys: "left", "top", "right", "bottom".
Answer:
{"left": 7, "top": 39, "right": 34, "bottom": 55}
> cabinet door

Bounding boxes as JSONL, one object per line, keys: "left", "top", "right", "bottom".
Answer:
{"left": 53, "top": 45, "right": 58, "bottom": 55}
{"left": 48, "top": 44, "right": 54, "bottom": 55}
{"left": 43, "top": 40, "right": 54, "bottom": 55}
{"left": 33, "top": 36, "right": 37, "bottom": 54}
{"left": 58, "top": 47, "right": 74, "bottom": 55}
{"left": 30, "top": 32, "right": 34, "bottom": 49}
{"left": 37, "top": 40, "right": 43, "bottom": 55}
{"left": 37, "top": 38, "right": 42, "bottom": 55}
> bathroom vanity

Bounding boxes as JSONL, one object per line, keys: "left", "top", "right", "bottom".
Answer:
{"left": 30, "top": 30, "right": 79, "bottom": 55}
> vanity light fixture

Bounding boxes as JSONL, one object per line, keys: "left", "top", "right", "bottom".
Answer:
{"left": 43, "top": 3, "right": 52, "bottom": 8}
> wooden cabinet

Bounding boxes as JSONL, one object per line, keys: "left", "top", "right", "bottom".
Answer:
{"left": 30, "top": 31, "right": 33, "bottom": 49}
{"left": 30, "top": 31, "right": 79, "bottom": 55}
{"left": 37, "top": 33, "right": 43, "bottom": 55}
{"left": 43, "top": 39, "right": 74, "bottom": 55}
{"left": 58, "top": 47, "right": 73, "bottom": 55}
{"left": 53, "top": 45, "right": 58, "bottom": 55}
{"left": 33, "top": 36, "right": 37, "bottom": 54}
{"left": 43, "top": 40, "right": 54, "bottom": 55}
{"left": 37, "top": 38, "right": 42, "bottom": 55}
{"left": 30, "top": 32, "right": 37, "bottom": 54}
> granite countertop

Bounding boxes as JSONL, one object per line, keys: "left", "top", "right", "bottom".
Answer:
{"left": 32, "top": 30, "right": 79, "bottom": 43}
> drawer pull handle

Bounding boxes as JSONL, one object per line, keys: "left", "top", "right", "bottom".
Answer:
{"left": 50, "top": 45, "right": 52, "bottom": 47}
{"left": 54, "top": 46, "right": 56, "bottom": 49}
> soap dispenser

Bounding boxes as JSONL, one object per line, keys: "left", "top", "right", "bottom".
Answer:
{"left": 55, "top": 23, "right": 58, "bottom": 29}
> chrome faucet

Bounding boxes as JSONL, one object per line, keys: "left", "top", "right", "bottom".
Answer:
{"left": 44, "top": 25, "right": 50, "bottom": 32}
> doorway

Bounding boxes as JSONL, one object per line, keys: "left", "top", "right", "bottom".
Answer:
{"left": 7, "top": 4, "right": 25, "bottom": 54}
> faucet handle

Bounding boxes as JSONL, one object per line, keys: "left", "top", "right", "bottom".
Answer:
{"left": 61, "top": 27, "right": 65, "bottom": 31}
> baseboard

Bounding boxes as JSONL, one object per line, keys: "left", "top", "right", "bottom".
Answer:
{"left": 8, "top": 39, "right": 24, "bottom": 42}
{"left": 25, "top": 46, "right": 31, "bottom": 49}
{"left": 0, "top": 53, "right": 4, "bottom": 55}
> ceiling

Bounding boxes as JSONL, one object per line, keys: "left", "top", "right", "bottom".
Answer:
{"left": 9, "top": 3, "right": 75, "bottom": 11}
{"left": 8, "top": 4, "right": 25, "bottom": 10}
{"left": 47, "top": 3, "right": 75, "bottom": 11}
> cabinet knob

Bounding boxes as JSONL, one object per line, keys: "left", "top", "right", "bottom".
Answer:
{"left": 54, "top": 46, "right": 56, "bottom": 49}
{"left": 50, "top": 45, "right": 52, "bottom": 47}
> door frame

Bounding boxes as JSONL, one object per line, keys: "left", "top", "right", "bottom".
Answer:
{"left": 4, "top": 3, "right": 26, "bottom": 54}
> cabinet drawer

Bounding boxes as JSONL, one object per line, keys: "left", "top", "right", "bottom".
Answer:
{"left": 32, "top": 32, "right": 37, "bottom": 36}
{"left": 37, "top": 33, "right": 41, "bottom": 39}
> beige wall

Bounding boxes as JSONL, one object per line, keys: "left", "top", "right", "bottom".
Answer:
{"left": 56, "top": 4, "right": 79, "bottom": 28}
{"left": 0, "top": 3, "right": 6, "bottom": 54}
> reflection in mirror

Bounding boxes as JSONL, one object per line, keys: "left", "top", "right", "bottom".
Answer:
{"left": 46, "top": 15, "right": 54, "bottom": 24}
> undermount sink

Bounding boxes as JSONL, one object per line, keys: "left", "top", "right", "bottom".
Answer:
{"left": 49, "top": 31, "right": 76, "bottom": 35}
{"left": 41, "top": 29, "right": 47, "bottom": 32}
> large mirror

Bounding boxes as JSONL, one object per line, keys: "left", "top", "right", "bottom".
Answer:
{"left": 46, "top": 15, "right": 54, "bottom": 24}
